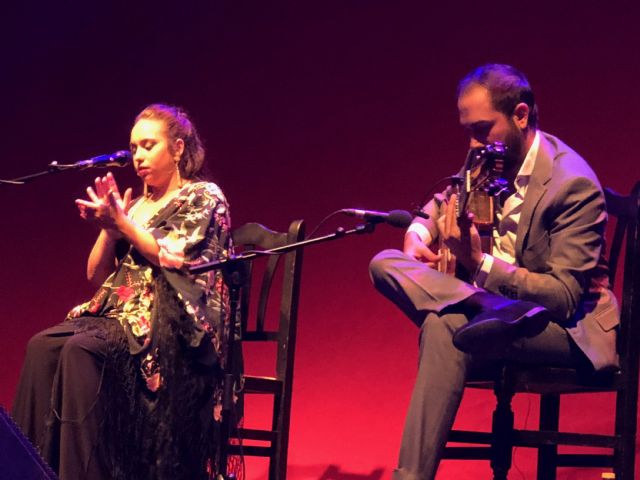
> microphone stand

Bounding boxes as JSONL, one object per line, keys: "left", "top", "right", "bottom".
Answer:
{"left": 0, "top": 160, "right": 128, "bottom": 185}
{"left": 188, "top": 221, "right": 378, "bottom": 479}
{"left": 0, "top": 162, "right": 72, "bottom": 185}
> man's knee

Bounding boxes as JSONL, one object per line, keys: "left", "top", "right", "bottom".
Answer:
{"left": 422, "top": 312, "right": 467, "bottom": 339}
{"left": 369, "top": 248, "right": 407, "bottom": 282}
{"left": 418, "top": 313, "right": 470, "bottom": 366}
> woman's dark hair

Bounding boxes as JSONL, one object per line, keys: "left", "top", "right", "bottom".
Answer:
{"left": 458, "top": 64, "right": 538, "bottom": 129}
{"left": 135, "top": 104, "right": 206, "bottom": 180}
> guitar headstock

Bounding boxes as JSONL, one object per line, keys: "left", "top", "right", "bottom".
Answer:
{"left": 471, "top": 141, "right": 507, "bottom": 175}
{"left": 455, "top": 142, "right": 510, "bottom": 218}
{"left": 468, "top": 142, "right": 509, "bottom": 193}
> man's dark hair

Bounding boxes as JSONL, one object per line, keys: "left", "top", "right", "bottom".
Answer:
{"left": 458, "top": 64, "right": 538, "bottom": 129}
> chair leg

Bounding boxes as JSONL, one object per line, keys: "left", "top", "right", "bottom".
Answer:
{"left": 491, "top": 367, "right": 515, "bottom": 480}
{"left": 537, "top": 393, "right": 560, "bottom": 480}
{"left": 617, "top": 444, "right": 635, "bottom": 480}
{"left": 614, "top": 386, "right": 638, "bottom": 480}
{"left": 270, "top": 391, "right": 283, "bottom": 480}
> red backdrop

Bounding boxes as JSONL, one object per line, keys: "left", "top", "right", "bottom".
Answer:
{"left": 2, "top": 2, "right": 640, "bottom": 479}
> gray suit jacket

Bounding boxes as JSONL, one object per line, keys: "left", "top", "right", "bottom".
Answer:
{"left": 414, "top": 131, "right": 619, "bottom": 371}
{"left": 483, "top": 132, "right": 619, "bottom": 371}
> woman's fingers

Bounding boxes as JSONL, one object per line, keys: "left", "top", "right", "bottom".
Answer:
{"left": 79, "top": 175, "right": 130, "bottom": 227}
{"left": 75, "top": 199, "right": 88, "bottom": 218}
{"left": 122, "top": 188, "right": 133, "bottom": 212}
{"left": 108, "top": 188, "right": 122, "bottom": 204}
{"left": 76, "top": 198, "right": 98, "bottom": 209}
{"left": 86, "top": 186, "right": 101, "bottom": 203}
{"left": 94, "top": 176, "right": 107, "bottom": 198}
{"left": 93, "top": 177, "right": 101, "bottom": 197}
{"left": 106, "top": 172, "right": 121, "bottom": 197}
{"left": 107, "top": 189, "right": 125, "bottom": 216}
{"left": 76, "top": 199, "right": 98, "bottom": 220}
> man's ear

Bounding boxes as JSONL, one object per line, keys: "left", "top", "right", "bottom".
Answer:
{"left": 512, "top": 102, "right": 530, "bottom": 130}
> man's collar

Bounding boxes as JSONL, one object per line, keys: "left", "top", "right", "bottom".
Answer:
{"left": 514, "top": 130, "right": 540, "bottom": 190}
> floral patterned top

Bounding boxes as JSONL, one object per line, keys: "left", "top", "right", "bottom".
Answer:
{"left": 67, "top": 181, "right": 232, "bottom": 389}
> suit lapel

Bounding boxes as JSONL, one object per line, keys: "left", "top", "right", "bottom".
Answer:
{"left": 515, "top": 132, "right": 554, "bottom": 264}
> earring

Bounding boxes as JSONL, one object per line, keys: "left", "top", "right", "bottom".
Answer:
{"left": 175, "top": 161, "right": 183, "bottom": 187}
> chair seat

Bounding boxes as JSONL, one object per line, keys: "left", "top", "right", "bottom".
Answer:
{"left": 466, "top": 364, "right": 622, "bottom": 395}
{"left": 243, "top": 375, "right": 283, "bottom": 394}
{"left": 235, "top": 427, "right": 279, "bottom": 442}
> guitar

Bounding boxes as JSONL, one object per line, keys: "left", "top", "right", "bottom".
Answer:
{"left": 437, "top": 142, "right": 509, "bottom": 278}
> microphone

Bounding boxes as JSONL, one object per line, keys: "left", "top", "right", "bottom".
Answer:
{"left": 340, "top": 208, "right": 413, "bottom": 228}
{"left": 68, "top": 150, "right": 132, "bottom": 170}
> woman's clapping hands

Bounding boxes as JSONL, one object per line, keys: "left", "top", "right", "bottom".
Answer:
{"left": 76, "top": 172, "right": 132, "bottom": 236}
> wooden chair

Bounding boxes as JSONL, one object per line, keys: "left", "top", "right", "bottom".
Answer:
{"left": 442, "top": 182, "right": 640, "bottom": 479}
{"left": 226, "top": 220, "right": 305, "bottom": 480}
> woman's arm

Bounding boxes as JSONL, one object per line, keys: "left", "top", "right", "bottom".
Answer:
{"left": 77, "top": 173, "right": 134, "bottom": 283}
{"left": 114, "top": 214, "right": 161, "bottom": 266}
{"left": 86, "top": 229, "right": 120, "bottom": 286}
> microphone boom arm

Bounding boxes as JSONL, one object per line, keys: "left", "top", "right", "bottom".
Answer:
{"left": 189, "top": 222, "right": 377, "bottom": 275}
{"left": 1, "top": 150, "right": 131, "bottom": 186}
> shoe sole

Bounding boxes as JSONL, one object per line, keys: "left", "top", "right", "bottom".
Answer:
{"left": 452, "top": 303, "right": 550, "bottom": 354}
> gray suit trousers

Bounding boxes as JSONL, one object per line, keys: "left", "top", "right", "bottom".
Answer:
{"left": 369, "top": 249, "right": 589, "bottom": 480}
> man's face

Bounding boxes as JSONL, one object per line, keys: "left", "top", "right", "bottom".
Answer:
{"left": 457, "top": 84, "right": 525, "bottom": 168}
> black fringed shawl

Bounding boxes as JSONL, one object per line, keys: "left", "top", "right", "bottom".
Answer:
{"left": 100, "top": 274, "right": 220, "bottom": 480}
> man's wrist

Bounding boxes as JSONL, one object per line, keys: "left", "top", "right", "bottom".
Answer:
{"left": 406, "top": 223, "right": 431, "bottom": 244}
{"left": 473, "top": 253, "right": 494, "bottom": 288}
{"left": 461, "top": 252, "right": 484, "bottom": 276}
{"left": 473, "top": 253, "right": 485, "bottom": 278}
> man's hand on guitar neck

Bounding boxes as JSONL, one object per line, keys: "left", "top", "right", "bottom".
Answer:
{"left": 438, "top": 193, "right": 484, "bottom": 275}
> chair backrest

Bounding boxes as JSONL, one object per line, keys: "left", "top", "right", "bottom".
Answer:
{"left": 604, "top": 183, "right": 640, "bottom": 373}
{"left": 231, "top": 220, "right": 305, "bottom": 380}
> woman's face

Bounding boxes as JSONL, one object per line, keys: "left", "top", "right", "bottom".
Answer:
{"left": 129, "top": 118, "right": 181, "bottom": 190}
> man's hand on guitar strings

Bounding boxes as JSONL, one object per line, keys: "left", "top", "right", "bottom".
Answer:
{"left": 403, "top": 231, "right": 441, "bottom": 267}
{"left": 438, "top": 194, "right": 484, "bottom": 274}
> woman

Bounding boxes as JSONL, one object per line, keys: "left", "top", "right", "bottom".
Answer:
{"left": 12, "top": 104, "right": 232, "bottom": 479}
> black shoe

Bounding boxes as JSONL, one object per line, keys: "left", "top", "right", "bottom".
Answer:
{"left": 452, "top": 300, "right": 551, "bottom": 354}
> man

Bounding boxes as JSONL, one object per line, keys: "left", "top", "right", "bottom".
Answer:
{"left": 369, "top": 64, "right": 619, "bottom": 480}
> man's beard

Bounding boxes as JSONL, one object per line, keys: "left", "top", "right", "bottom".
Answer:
{"left": 503, "top": 120, "right": 526, "bottom": 176}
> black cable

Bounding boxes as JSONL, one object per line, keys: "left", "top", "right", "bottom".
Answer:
{"left": 304, "top": 209, "right": 349, "bottom": 240}
{"left": 412, "top": 176, "right": 455, "bottom": 214}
